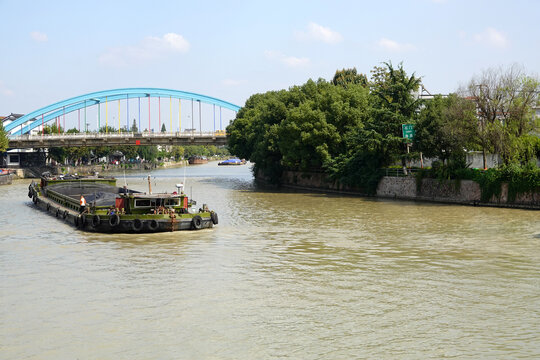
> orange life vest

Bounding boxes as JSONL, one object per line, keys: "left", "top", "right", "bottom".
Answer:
{"left": 80, "top": 197, "right": 86, "bottom": 206}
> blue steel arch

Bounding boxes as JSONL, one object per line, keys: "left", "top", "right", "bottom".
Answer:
{"left": 6, "top": 88, "right": 241, "bottom": 136}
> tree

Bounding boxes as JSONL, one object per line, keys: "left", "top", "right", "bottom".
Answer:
{"left": 228, "top": 63, "right": 422, "bottom": 190}
{"left": 323, "top": 62, "right": 423, "bottom": 190}
{"left": 99, "top": 125, "right": 116, "bottom": 133}
{"left": 131, "top": 119, "right": 138, "bottom": 132}
{"left": 184, "top": 145, "right": 209, "bottom": 157}
{"left": 48, "top": 147, "right": 67, "bottom": 163}
{"left": 207, "top": 145, "right": 218, "bottom": 155}
{"left": 465, "top": 64, "right": 539, "bottom": 167}
{"left": 0, "top": 121, "right": 8, "bottom": 152}
{"left": 43, "top": 123, "right": 63, "bottom": 134}
{"left": 414, "top": 94, "right": 477, "bottom": 165}
{"left": 228, "top": 91, "right": 286, "bottom": 182}
{"left": 65, "top": 146, "right": 92, "bottom": 165}
{"left": 161, "top": 123, "right": 166, "bottom": 133}
{"left": 332, "top": 68, "right": 368, "bottom": 88}
{"left": 170, "top": 146, "right": 185, "bottom": 160}
{"left": 347, "top": 62, "right": 422, "bottom": 166}
{"left": 114, "top": 145, "right": 137, "bottom": 160}
{"left": 278, "top": 79, "right": 369, "bottom": 172}
{"left": 136, "top": 146, "right": 158, "bottom": 161}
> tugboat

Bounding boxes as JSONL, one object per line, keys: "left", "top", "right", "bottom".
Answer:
{"left": 27, "top": 173, "right": 218, "bottom": 233}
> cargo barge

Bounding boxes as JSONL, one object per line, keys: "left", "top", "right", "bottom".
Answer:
{"left": 27, "top": 173, "right": 218, "bottom": 233}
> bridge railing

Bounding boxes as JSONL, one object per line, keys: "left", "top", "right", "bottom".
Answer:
{"left": 10, "top": 131, "right": 227, "bottom": 140}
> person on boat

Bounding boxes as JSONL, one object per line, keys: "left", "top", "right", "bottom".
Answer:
{"left": 79, "top": 195, "right": 86, "bottom": 214}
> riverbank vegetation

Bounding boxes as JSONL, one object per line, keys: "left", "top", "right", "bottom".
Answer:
{"left": 227, "top": 63, "right": 539, "bottom": 198}
{"left": 0, "top": 121, "right": 8, "bottom": 152}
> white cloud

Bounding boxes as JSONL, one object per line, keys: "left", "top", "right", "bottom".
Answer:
{"left": 99, "top": 33, "right": 190, "bottom": 67}
{"left": 264, "top": 50, "right": 310, "bottom": 68}
{"left": 473, "top": 27, "right": 508, "bottom": 48}
{"left": 296, "top": 22, "right": 343, "bottom": 44}
{"left": 149, "top": 33, "right": 190, "bottom": 52}
{"left": 30, "top": 31, "right": 48, "bottom": 42}
{"left": 0, "top": 81, "right": 14, "bottom": 96}
{"left": 377, "top": 38, "right": 415, "bottom": 52}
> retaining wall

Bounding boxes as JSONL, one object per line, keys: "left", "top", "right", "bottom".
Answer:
{"left": 276, "top": 170, "right": 539, "bottom": 209}
{"left": 0, "top": 174, "right": 12, "bottom": 185}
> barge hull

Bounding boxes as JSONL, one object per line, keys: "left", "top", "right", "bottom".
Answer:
{"left": 32, "top": 195, "right": 214, "bottom": 233}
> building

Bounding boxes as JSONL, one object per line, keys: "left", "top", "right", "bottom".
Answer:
{"left": 2, "top": 112, "right": 44, "bottom": 136}
{"left": 1, "top": 113, "right": 47, "bottom": 168}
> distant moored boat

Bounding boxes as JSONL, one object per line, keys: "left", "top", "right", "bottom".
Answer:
{"left": 188, "top": 156, "right": 208, "bottom": 165}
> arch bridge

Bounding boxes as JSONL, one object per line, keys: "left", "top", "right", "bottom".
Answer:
{"left": 6, "top": 88, "right": 240, "bottom": 148}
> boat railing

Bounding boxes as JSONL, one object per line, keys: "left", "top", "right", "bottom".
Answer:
{"left": 44, "top": 188, "right": 81, "bottom": 212}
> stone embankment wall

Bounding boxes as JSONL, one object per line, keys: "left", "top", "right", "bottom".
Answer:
{"left": 276, "top": 170, "right": 539, "bottom": 210}
{"left": 0, "top": 174, "right": 13, "bottom": 185}
{"left": 377, "top": 177, "right": 538, "bottom": 208}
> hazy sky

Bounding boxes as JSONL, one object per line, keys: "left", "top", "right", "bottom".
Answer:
{"left": 1, "top": 0, "right": 539, "bottom": 117}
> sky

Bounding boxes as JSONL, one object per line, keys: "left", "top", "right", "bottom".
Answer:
{"left": 1, "top": 0, "right": 539, "bottom": 126}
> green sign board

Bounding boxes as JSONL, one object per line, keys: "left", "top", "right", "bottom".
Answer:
{"left": 402, "top": 124, "right": 415, "bottom": 140}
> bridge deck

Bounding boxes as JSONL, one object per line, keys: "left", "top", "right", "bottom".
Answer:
{"left": 8, "top": 132, "right": 227, "bottom": 148}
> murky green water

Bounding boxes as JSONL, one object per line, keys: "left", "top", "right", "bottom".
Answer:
{"left": 1, "top": 163, "right": 539, "bottom": 359}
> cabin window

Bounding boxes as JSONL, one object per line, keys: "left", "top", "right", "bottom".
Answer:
{"left": 135, "top": 199, "right": 151, "bottom": 207}
{"left": 7, "top": 154, "right": 20, "bottom": 165}
{"left": 165, "top": 199, "right": 179, "bottom": 206}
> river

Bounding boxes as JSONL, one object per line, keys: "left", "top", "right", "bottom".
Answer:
{"left": 1, "top": 162, "right": 539, "bottom": 359}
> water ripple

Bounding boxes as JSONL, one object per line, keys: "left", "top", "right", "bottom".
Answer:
{"left": 1, "top": 167, "right": 539, "bottom": 359}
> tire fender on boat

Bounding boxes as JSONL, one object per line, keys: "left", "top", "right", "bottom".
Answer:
{"left": 46, "top": 203, "right": 51, "bottom": 211}
{"left": 91, "top": 214, "right": 101, "bottom": 227}
{"left": 109, "top": 214, "right": 120, "bottom": 227}
{"left": 192, "top": 215, "right": 203, "bottom": 230}
{"left": 132, "top": 218, "right": 144, "bottom": 232}
{"left": 63, "top": 210, "right": 68, "bottom": 219}
{"left": 80, "top": 214, "right": 86, "bottom": 228}
{"left": 211, "top": 212, "right": 218, "bottom": 225}
{"left": 148, "top": 219, "right": 159, "bottom": 231}
{"left": 55, "top": 208, "right": 60, "bottom": 217}
{"left": 32, "top": 195, "right": 37, "bottom": 204}
{"left": 74, "top": 216, "right": 79, "bottom": 226}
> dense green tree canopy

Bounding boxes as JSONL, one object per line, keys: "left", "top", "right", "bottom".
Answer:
{"left": 228, "top": 77, "right": 372, "bottom": 183}
{"left": 0, "top": 121, "right": 8, "bottom": 152}
{"left": 325, "top": 62, "right": 422, "bottom": 189}
{"left": 332, "top": 68, "right": 368, "bottom": 88}
{"left": 228, "top": 62, "right": 423, "bottom": 189}
{"left": 228, "top": 61, "right": 539, "bottom": 192}
{"left": 414, "top": 94, "right": 478, "bottom": 164}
